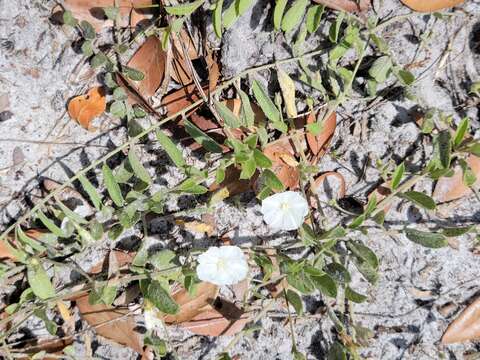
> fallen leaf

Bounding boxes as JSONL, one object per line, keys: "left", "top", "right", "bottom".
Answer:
{"left": 277, "top": 68, "right": 297, "bottom": 118}
{"left": 90, "top": 250, "right": 136, "bottom": 274}
{"left": 170, "top": 28, "right": 199, "bottom": 86}
{"left": 442, "top": 296, "right": 480, "bottom": 344}
{"left": 76, "top": 294, "right": 143, "bottom": 353}
{"left": 305, "top": 111, "right": 336, "bottom": 158}
{"left": 265, "top": 249, "right": 286, "bottom": 298}
{"left": 175, "top": 219, "right": 215, "bottom": 236}
{"left": 62, "top": 0, "right": 156, "bottom": 31}
{"left": 122, "top": 36, "right": 166, "bottom": 101}
{"left": 67, "top": 87, "right": 106, "bottom": 130}
{"left": 263, "top": 138, "right": 300, "bottom": 189}
{"left": 179, "top": 298, "right": 251, "bottom": 336}
{"left": 312, "top": 0, "right": 370, "bottom": 12}
{"left": 400, "top": 0, "right": 464, "bottom": 12}
{"left": 164, "top": 282, "right": 219, "bottom": 324}
{"left": 209, "top": 165, "right": 256, "bottom": 198}
{"left": 162, "top": 83, "right": 204, "bottom": 117}
{"left": 433, "top": 155, "right": 480, "bottom": 203}
{"left": 438, "top": 302, "right": 459, "bottom": 318}
{"left": 0, "top": 239, "right": 18, "bottom": 261}
{"left": 310, "top": 171, "right": 346, "bottom": 207}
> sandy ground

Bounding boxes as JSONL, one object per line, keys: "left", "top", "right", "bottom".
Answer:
{"left": 1, "top": 0, "right": 480, "bottom": 359}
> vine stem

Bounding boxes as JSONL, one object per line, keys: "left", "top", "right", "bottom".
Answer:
{"left": 0, "top": 46, "right": 330, "bottom": 242}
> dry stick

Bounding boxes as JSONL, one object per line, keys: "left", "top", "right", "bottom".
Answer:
{"left": 0, "top": 46, "right": 330, "bottom": 243}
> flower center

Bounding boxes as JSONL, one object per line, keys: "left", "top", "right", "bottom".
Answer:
{"left": 216, "top": 258, "right": 227, "bottom": 271}
{"left": 280, "top": 202, "right": 290, "bottom": 210}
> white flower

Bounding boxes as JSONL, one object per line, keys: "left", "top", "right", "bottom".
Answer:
{"left": 196, "top": 246, "right": 248, "bottom": 286}
{"left": 260, "top": 191, "right": 309, "bottom": 231}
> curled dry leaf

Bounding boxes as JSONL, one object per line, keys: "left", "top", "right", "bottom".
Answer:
{"left": 76, "top": 294, "right": 143, "bottom": 353}
{"left": 170, "top": 28, "right": 200, "bottom": 86}
{"left": 62, "top": 0, "right": 156, "bottom": 31}
{"left": 310, "top": 171, "right": 346, "bottom": 208}
{"left": 67, "top": 86, "right": 106, "bottom": 130}
{"left": 175, "top": 219, "right": 215, "bottom": 236}
{"left": 163, "top": 282, "right": 219, "bottom": 324}
{"left": 441, "top": 296, "right": 480, "bottom": 344}
{"left": 179, "top": 298, "right": 251, "bottom": 336}
{"left": 368, "top": 184, "right": 392, "bottom": 213}
{"left": 1, "top": 229, "right": 47, "bottom": 261}
{"left": 400, "top": 0, "right": 464, "bottom": 12}
{"left": 122, "top": 36, "right": 166, "bottom": 101}
{"left": 306, "top": 111, "right": 337, "bottom": 159}
{"left": 263, "top": 138, "right": 300, "bottom": 189}
{"left": 312, "top": 0, "right": 370, "bottom": 12}
{"left": 433, "top": 155, "right": 480, "bottom": 203}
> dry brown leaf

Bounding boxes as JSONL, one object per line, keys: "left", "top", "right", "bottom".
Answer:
{"left": 265, "top": 249, "right": 286, "bottom": 298}
{"left": 164, "top": 282, "right": 219, "bottom": 324}
{"left": 305, "top": 111, "right": 336, "bottom": 158}
{"left": 400, "top": 0, "right": 464, "bottom": 12}
{"left": 312, "top": 0, "right": 370, "bottom": 12}
{"left": 209, "top": 165, "right": 255, "bottom": 198}
{"left": 62, "top": 0, "right": 156, "bottom": 31}
{"left": 433, "top": 155, "right": 480, "bottom": 203}
{"left": 310, "top": 171, "right": 346, "bottom": 208}
{"left": 175, "top": 219, "right": 215, "bottom": 236}
{"left": 122, "top": 36, "right": 166, "bottom": 101}
{"left": 67, "top": 87, "right": 106, "bottom": 130}
{"left": 441, "top": 296, "right": 480, "bottom": 344}
{"left": 76, "top": 294, "right": 143, "bottom": 353}
{"left": 0, "top": 239, "right": 18, "bottom": 261}
{"left": 179, "top": 298, "right": 251, "bottom": 336}
{"left": 90, "top": 250, "right": 135, "bottom": 274}
{"left": 170, "top": 29, "right": 199, "bottom": 86}
{"left": 263, "top": 138, "right": 300, "bottom": 189}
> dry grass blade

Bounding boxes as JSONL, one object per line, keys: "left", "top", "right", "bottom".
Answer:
{"left": 400, "top": 0, "right": 464, "bottom": 12}
{"left": 433, "top": 155, "right": 480, "bottom": 203}
{"left": 62, "top": 0, "right": 156, "bottom": 31}
{"left": 124, "top": 36, "right": 166, "bottom": 100}
{"left": 164, "top": 282, "right": 219, "bottom": 324}
{"left": 76, "top": 294, "right": 143, "bottom": 353}
{"left": 179, "top": 299, "right": 251, "bottom": 336}
{"left": 67, "top": 87, "right": 106, "bottom": 130}
{"left": 312, "top": 0, "right": 370, "bottom": 12}
{"left": 441, "top": 296, "right": 480, "bottom": 344}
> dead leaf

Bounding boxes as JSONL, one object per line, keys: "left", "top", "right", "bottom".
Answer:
{"left": 441, "top": 296, "right": 480, "bottom": 344}
{"left": 263, "top": 138, "right": 300, "bottom": 189}
{"left": 433, "top": 155, "right": 480, "bottom": 203}
{"left": 170, "top": 28, "right": 199, "bottom": 86}
{"left": 265, "top": 249, "right": 286, "bottom": 298}
{"left": 179, "top": 298, "right": 251, "bottom": 336}
{"left": 90, "top": 250, "right": 135, "bottom": 274}
{"left": 162, "top": 83, "right": 204, "bottom": 117}
{"left": 305, "top": 111, "right": 336, "bottom": 158}
{"left": 164, "top": 282, "right": 219, "bottom": 324}
{"left": 209, "top": 165, "right": 256, "bottom": 198}
{"left": 76, "top": 294, "right": 143, "bottom": 353}
{"left": 121, "top": 36, "right": 166, "bottom": 101}
{"left": 277, "top": 68, "right": 297, "bottom": 118}
{"left": 400, "top": 0, "right": 464, "bottom": 12}
{"left": 310, "top": 171, "right": 346, "bottom": 207}
{"left": 67, "top": 87, "right": 106, "bottom": 130}
{"left": 62, "top": 0, "right": 156, "bottom": 31}
{"left": 312, "top": 0, "right": 370, "bottom": 12}
{"left": 438, "top": 302, "right": 459, "bottom": 318}
{"left": 0, "top": 238, "right": 18, "bottom": 261}
{"left": 175, "top": 219, "right": 215, "bottom": 236}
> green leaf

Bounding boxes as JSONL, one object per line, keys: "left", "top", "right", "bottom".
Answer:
{"left": 274, "top": 0, "right": 288, "bottom": 31}
{"left": 78, "top": 174, "right": 102, "bottom": 211}
{"left": 364, "top": 194, "right": 377, "bottom": 216}
{"left": 103, "top": 6, "right": 119, "bottom": 20}
{"left": 237, "top": 88, "right": 255, "bottom": 128}
{"left": 240, "top": 155, "right": 256, "bottom": 179}
{"left": 466, "top": 142, "right": 480, "bottom": 157}
{"left": 252, "top": 80, "right": 281, "bottom": 124}
{"left": 433, "top": 130, "right": 452, "bottom": 169}
{"left": 345, "top": 286, "right": 367, "bottom": 303}
{"left": 81, "top": 40, "right": 94, "bottom": 57}
{"left": 281, "top": 0, "right": 309, "bottom": 33}
{"left": 33, "top": 309, "right": 57, "bottom": 335}
{"left": 398, "top": 191, "right": 436, "bottom": 210}
{"left": 123, "top": 66, "right": 145, "bottom": 81}
{"left": 391, "top": 162, "right": 405, "bottom": 190}
{"left": 37, "top": 210, "right": 65, "bottom": 237}
{"left": 263, "top": 169, "right": 285, "bottom": 192}
{"left": 165, "top": 0, "right": 205, "bottom": 15}
{"left": 310, "top": 273, "right": 337, "bottom": 297}
{"left": 80, "top": 20, "right": 96, "bottom": 40}
{"left": 184, "top": 119, "right": 223, "bottom": 153}
{"left": 459, "top": 159, "right": 477, "bottom": 186}
{"left": 328, "top": 342, "right": 347, "bottom": 360}
{"left": 91, "top": 52, "right": 108, "bottom": 68}
{"left": 306, "top": 5, "right": 324, "bottom": 34}
{"left": 102, "top": 163, "right": 124, "bottom": 207}
{"left": 325, "top": 263, "right": 351, "bottom": 284}
{"left": 223, "top": 0, "right": 254, "bottom": 29}
{"left": 328, "top": 11, "right": 344, "bottom": 43}
{"left": 146, "top": 280, "right": 179, "bottom": 314}
{"left": 349, "top": 214, "right": 365, "bottom": 229}
{"left": 27, "top": 259, "right": 55, "bottom": 300}
{"left": 156, "top": 130, "right": 186, "bottom": 168}
{"left": 442, "top": 226, "right": 474, "bottom": 237}
{"left": 285, "top": 289, "right": 303, "bottom": 315}
{"left": 113, "top": 87, "right": 127, "bottom": 101}
{"left": 347, "top": 241, "right": 379, "bottom": 270}
{"left": 253, "top": 149, "right": 272, "bottom": 168}
{"left": 55, "top": 198, "right": 88, "bottom": 225}
{"left": 128, "top": 147, "right": 152, "bottom": 184}
{"left": 110, "top": 100, "right": 127, "bottom": 118}
{"left": 215, "top": 100, "right": 241, "bottom": 128}
{"left": 17, "top": 227, "right": 46, "bottom": 253}
{"left": 177, "top": 178, "right": 208, "bottom": 194}
{"left": 396, "top": 68, "right": 415, "bottom": 85}
{"left": 369, "top": 56, "right": 392, "bottom": 83}
{"left": 213, "top": 0, "right": 224, "bottom": 38}
{"left": 404, "top": 228, "right": 448, "bottom": 248}
{"left": 454, "top": 117, "right": 469, "bottom": 148}
{"left": 62, "top": 10, "right": 78, "bottom": 27}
